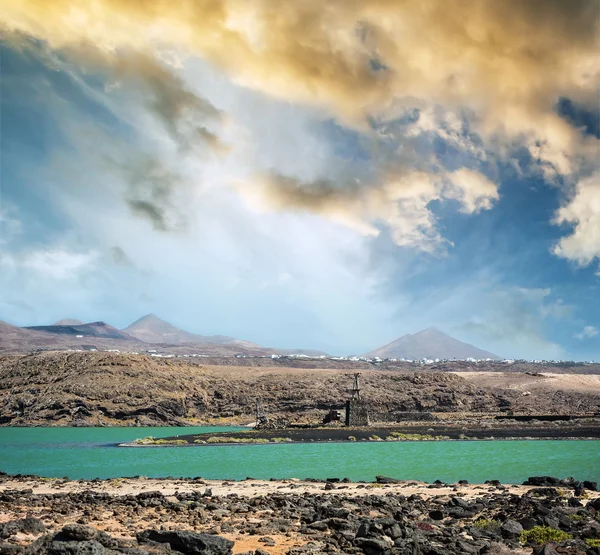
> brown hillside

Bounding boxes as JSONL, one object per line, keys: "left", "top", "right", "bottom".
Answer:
{"left": 0, "top": 352, "right": 599, "bottom": 427}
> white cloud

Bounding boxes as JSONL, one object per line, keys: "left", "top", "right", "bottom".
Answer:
{"left": 19, "top": 249, "right": 99, "bottom": 281}
{"left": 553, "top": 172, "right": 600, "bottom": 269}
{"left": 574, "top": 325, "right": 599, "bottom": 340}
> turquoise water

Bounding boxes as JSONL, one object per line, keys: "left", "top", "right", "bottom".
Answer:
{"left": 0, "top": 428, "right": 598, "bottom": 484}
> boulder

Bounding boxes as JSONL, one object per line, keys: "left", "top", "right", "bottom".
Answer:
{"left": 24, "top": 537, "right": 108, "bottom": 555}
{"left": 354, "top": 536, "right": 393, "bottom": 554}
{"left": 523, "top": 476, "right": 561, "bottom": 487}
{"left": 500, "top": 520, "right": 523, "bottom": 539}
{"left": 588, "top": 498, "right": 600, "bottom": 511}
{"left": 375, "top": 476, "right": 400, "bottom": 484}
{"left": 0, "top": 518, "right": 45, "bottom": 539}
{"left": 137, "top": 530, "right": 234, "bottom": 554}
{"left": 60, "top": 525, "right": 97, "bottom": 542}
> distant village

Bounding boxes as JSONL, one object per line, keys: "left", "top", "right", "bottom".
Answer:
{"left": 63, "top": 346, "right": 597, "bottom": 366}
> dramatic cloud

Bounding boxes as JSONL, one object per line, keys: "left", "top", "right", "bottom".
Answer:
{"left": 238, "top": 169, "right": 498, "bottom": 251}
{"left": 2, "top": 0, "right": 598, "bottom": 245}
{"left": 100, "top": 51, "right": 224, "bottom": 152}
{"left": 3, "top": 0, "right": 598, "bottom": 135}
{"left": 120, "top": 158, "right": 189, "bottom": 232}
{"left": 553, "top": 172, "right": 600, "bottom": 269}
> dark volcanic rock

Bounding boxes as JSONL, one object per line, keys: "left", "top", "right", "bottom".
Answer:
{"left": 3, "top": 475, "right": 600, "bottom": 555}
{"left": 25, "top": 537, "right": 108, "bottom": 554}
{"left": 354, "top": 536, "right": 393, "bottom": 554}
{"left": 59, "top": 525, "right": 98, "bottom": 542}
{"left": 0, "top": 543, "right": 24, "bottom": 554}
{"left": 523, "top": 476, "right": 562, "bottom": 487}
{"left": 0, "top": 517, "right": 45, "bottom": 539}
{"left": 374, "top": 476, "right": 400, "bottom": 484}
{"left": 500, "top": 519, "right": 523, "bottom": 539}
{"left": 137, "top": 530, "right": 233, "bottom": 554}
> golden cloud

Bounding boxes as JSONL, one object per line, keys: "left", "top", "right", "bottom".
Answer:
{"left": 2, "top": 0, "right": 597, "bottom": 129}
{"left": 237, "top": 169, "right": 498, "bottom": 251}
{"left": 2, "top": 0, "right": 597, "bottom": 249}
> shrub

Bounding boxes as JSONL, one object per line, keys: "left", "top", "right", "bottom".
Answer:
{"left": 152, "top": 439, "right": 187, "bottom": 445}
{"left": 133, "top": 436, "right": 155, "bottom": 445}
{"left": 520, "top": 526, "right": 572, "bottom": 545}
{"left": 473, "top": 518, "right": 500, "bottom": 530}
{"left": 133, "top": 436, "right": 188, "bottom": 445}
{"left": 206, "top": 436, "right": 236, "bottom": 443}
{"left": 388, "top": 432, "right": 450, "bottom": 441}
{"left": 586, "top": 539, "right": 600, "bottom": 547}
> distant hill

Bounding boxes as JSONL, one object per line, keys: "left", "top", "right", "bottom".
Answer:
{"left": 53, "top": 318, "right": 84, "bottom": 326}
{"left": 0, "top": 320, "right": 136, "bottom": 353}
{"left": 0, "top": 320, "right": 39, "bottom": 343}
{"left": 0, "top": 318, "right": 269, "bottom": 356}
{"left": 123, "top": 314, "right": 262, "bottom": 350}
{"left": 26, "top": 321, "right": 136, "bottom": 341}
{"left": 365, "top": 327, "right": 500, "bottom": 360}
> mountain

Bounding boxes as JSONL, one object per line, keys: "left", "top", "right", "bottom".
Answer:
{"left": 53, "top": 318, "right": 84, "bottom": 326}
{"left": 0, "top": 320, "right": 137, "bottom": 353}
{"left": 123, "top": 314, "right": 262, "bottom": 350}
{"left": 365, "top": 327, "right": 500, "bottom": 360}
{"left": 0, "top": 315, "right": 270, "bottom": 355}
{"left": 0, "top": 320, "right": 39, "bottom": 342}
{"left": 25, "top": 321, "right": 136, "bottom": 341}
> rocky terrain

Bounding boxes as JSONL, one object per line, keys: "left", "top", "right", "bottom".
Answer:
{"left": 1, "top": 474, "right": 599, "bottom": 554}
{"left": 0, "top": 352, "right": 599, "bottom": 427}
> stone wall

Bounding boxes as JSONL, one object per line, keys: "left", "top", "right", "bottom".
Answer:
{"left": 345, "top": 400, "right": 370, "bottom": 426}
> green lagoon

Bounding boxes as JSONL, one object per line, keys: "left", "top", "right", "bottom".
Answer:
{"left": 0, "top": 427, "right": 598, "bottom": 484}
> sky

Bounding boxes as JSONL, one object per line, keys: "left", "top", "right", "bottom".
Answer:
{"left": 0, "top": 0, "right": 599, "bottom": 360}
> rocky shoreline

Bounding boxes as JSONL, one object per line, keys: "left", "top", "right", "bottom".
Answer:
{"left": 1, "top": 473, "right": 600, "bottom": 554}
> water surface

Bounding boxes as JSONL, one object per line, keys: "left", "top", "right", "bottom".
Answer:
{"left": 1, "top": 427, "right": 598, "bottom": 484}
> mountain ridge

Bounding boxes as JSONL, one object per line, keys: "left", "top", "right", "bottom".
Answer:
{"left": 123, "top": 313, "right": 261, "bottom": 350}
{"left": 26, "top": 321, "right": 136, "bottom": 341}
{"left": 53, "top": 318, "right": 84, "bottom": 326}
